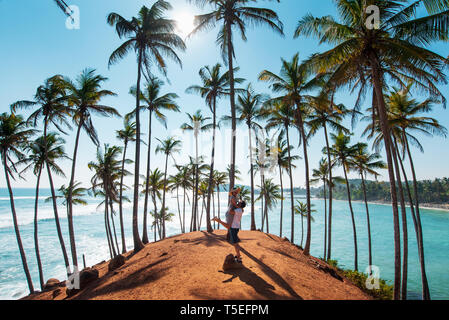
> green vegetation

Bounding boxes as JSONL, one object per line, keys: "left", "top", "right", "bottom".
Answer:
{"left": 326, "top": 259, "right": 394, "bottom": 300}
{"left": 318, "top": 178, "right": 449, "bottom": 204}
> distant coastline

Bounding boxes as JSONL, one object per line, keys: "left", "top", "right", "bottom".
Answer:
{"left": 314, "top": 197, "right": 449, "bottom": 212}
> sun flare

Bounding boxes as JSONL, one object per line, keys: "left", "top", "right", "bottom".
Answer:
{"left": 174, "top": 12, "right": 195, "bottom": 36}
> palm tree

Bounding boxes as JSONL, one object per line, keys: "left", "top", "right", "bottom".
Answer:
{"left": 213, "top": 170, "right": 228, "bottom": 229}
{"left": 261, "top": 100, "right": 297, "bottom": 243}
{"left": 144, "top": 168, "right": 165, "bottom": 240}
{"left": 350, "top": 143, "right": 386, "bottom": 275}
{"left": 155, "top": 137, "right": 182, "bottom": 239}
{"left": 311, "top": 158, "right": 330, "bottom": 260}
{"left": 294, "top": 200, "right": 316, "bottom": 249}
{"left": 0, "top": 113, "right": 35, "bottom": 294}
{"left": 116, "top": 119, "right": 137, "bottom": 253}
{"left": 234, "top": 84, "right": 264, "bottom": 230}
{"left": 187, "top": 63, "right": 243, "bottom": 233}
{"left": 89, "top": 144, "right": 124, "bottom": 259}
{"left": 11, "top": 75, "right": 72, "bottom": 275}
{"left": 20, "top": 133, "right": 69, "bottom": 289}
{"left": 108, "top": 1, "right": 186, "bottom": 252}
{"left": 259, "top": 53, "right": 323, "bottom": 255}
{"left": 188, "top": 0, "right": 284, "bottom": 193}
{"left": 64, "top": 68, "right": 118, "bottom": 270}
{"left": 257, "top": 178, "right": 281, "bottom": 234}
{"left": 276, "top": 131, "right": 299, "bottom": 238}
{"left": 306, "top": 89, "right": 350, "bottom": 261}
{"left": 295, "top": 0, "right": 449, "bottom": 299}
{"left": 329, "top": 132, "right": 359, "bottom": 271}
{"left": 129, "top": 77, "right": 180, "bottom": 244}
{"left": 181, "top": 110, "right": 212, "bottom": 232}
{"left": 52, "top": 182, "right": 88, "bottom": 208}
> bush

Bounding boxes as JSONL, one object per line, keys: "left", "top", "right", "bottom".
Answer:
{"left": 322, "top": 259, "right": 393, "bottom": 300}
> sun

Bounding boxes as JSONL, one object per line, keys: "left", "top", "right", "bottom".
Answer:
{"left": 174, "top": 12, "right": 195, "bottom": 37}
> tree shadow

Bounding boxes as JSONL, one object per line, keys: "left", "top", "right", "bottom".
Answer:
{"left": 72, "top": 257, "right": 170, "bottom": 300}
{"left": 239, "top": 247, "right": 303, "bottom": 300}
{"left": 175, "top": 231, "right": 229, "bottom": 247}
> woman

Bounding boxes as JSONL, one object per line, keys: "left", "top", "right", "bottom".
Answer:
{"left": 225, "top": 187, "right": 241, "bottom": 241}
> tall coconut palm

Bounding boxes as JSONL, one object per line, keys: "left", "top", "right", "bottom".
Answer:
{"left": 257, "top": 178, "right": 281, "bottom": 234}
{"left": 52, "top": 182, "right": 88, "bottom": 209}
{"left": 306, "top": 90, "right": 351, "bottom": 261}
{"left": 329, "top": 132, "right": 359, "bottom": 271}
{"left": 108, "top": 1, "right": 186, "bottom": 252}
{"left": 63, "top": 68, "right": 119, "bottom": 270}
{"left": 235, "top": 84, "right": 265, "bottom": 230}
{"left": 11, "top": 75, "right": 72, "bottom": 275}
{"left": 188, "top": 0, "right": 284, "bottom": 194}
{"left": 350, "top": 143, "right": 386, "bottom": 275}
{"left": 311, "top": 158, "right": 330, "bottom": 260}
{"left": 20, "top": 133, "right": 69, "bottom": 289}
{"left": 276, "top": 131, "right": 299, "bottom": 238}
{"left": 0, "top": 113, "right": 35, "bottom": 294}
{"left": 294, "top": 200, "right": 316, "bottom": 248}
{"left": 155, "top": 137, "right": 182, "bottom": 239}
{"left": 259, "top": 53, "right": 323, "bottom": 255}
{"left": 186, "top": 63, "right": 243, "bottom": 233}
{"left": 89, "top": 144, "right": 124, "bottom": 258}
{"left": 295, "top": 0, "right": 449, "bottom": 299}
{"left": 129, "top": 77, "right": 180, "bottom": 243}
{"left": 181, "top": 110, "right": 212, "bottom": 232}
{"left": 261, "top": 100, "right": 297, "bottom": 243}
{"left": 213, "top": 170, "right": 228, "bottom": 228}
{"left": 144, "top": 168, "right": 165, "bottom": 240}
{"left": 116, "top": 119, "right": 137, "bottom": 253}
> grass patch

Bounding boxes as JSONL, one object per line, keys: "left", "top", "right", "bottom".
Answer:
{"left": 325, "top": 259, "right": 393, "bottom": 300}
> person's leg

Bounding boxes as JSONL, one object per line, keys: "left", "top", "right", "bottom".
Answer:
{"left": 233, "top": 244, "right": 241, "bottom": 261}
{"left": 212, "top": 217, "right": 230, "bottom": 230}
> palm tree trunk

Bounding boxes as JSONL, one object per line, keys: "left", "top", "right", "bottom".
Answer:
{"left": 343, "top": 165, "right": 358, "bottom": 271}
{"left": 161, "top": 154, "right": 169, "bottom": 239}
{"left": 109, "top": 200, "right": 120, "bottom": 256}
{"left": 285, "top": 125, "right": 295, "bottom": 243}
{"left": 371, "top": 58, "right": 402, "bottom": 300}
{"left": 193, "top": 134, "right": 199, "bottom": 232}
{"left": 67, "top": 119, "right": 83, "bottom": 270}
{"left": 361, "top": 173, "right": 373, "bottom": 274}
{"left": 119, "top": 140, "right": 128, "bottom": 253}
{"left": 132, "top": 49, "right": 145, "bottom": 252}
{"left": 142, "top": 111, "right": 153, "bottom": 244}
{"left": 217, "top": 185, "right": 221, "bottom": 230}
{"left": 323, "top": 179, "right": 327, "bottom": 260}
{"left": 264, "top": 196, "right": 269, "bottom": 234}
{"left": 324, "top": 123, "right": 333, "bottom": 261}
{"left": 3, "top": 156, "right": 35, "bottom": 294}
{"left": 47, "top": 164, "right": 70, "bottom": 275}
{"left": 404, "top": 129, "right": 430, "bottom": 300}
{"left": 249, "top": 125, "right": 256, "bottom": 230}
{"left": 205, "top": 98, "right": 216, "bottom": 233}
{"left": 176, "top": 186, "right": 183, "bottom": 233}
{"left": 34, "top": 167, "right": 44, "bottom": 290}
{"left": 104, "top": 193, "right": 113, "bottom": 259}
{"left": 297, "top": 110, "right": 312, "bottom": 256}
{"left": 226, "top": 21, "right": 237, "bottom": 193}
{"left": 151, "top": 190, "right": 158, "bottom": 242}
{"left": 279, "top": 165, "right": 284, "bottom": 237}
{"left": 183, "top": 187, "right": 186, "bottom": 233}
{"left": 392, "top": 138, "right": 409, "bottom": 300}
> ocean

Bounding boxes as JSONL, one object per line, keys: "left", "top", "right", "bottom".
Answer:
{"left": 0, "top": 187, "right": 448, "bottom": 300}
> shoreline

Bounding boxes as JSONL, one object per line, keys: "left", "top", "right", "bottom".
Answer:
{"left": 314, "top": 197, "right": 449, "bottom": 212}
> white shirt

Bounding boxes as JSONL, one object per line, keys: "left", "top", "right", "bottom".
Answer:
{"left": 231, "top": 208, "right": 243, "bottom": 229}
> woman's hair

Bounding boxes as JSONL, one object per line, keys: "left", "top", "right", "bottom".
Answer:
{"left": 229, "top": 187, "right": 241, "bottom": 196}
{"left": 239, "top": 201, "right": 247, "bottom": 209}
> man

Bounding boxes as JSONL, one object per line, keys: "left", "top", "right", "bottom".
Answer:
{"left": 213, "top": 200, "right": 246, "bottom": 263}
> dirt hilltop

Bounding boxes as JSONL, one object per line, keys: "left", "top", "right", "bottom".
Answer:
{"left": 24, "top": 230, "right": 372, "bottom": 300}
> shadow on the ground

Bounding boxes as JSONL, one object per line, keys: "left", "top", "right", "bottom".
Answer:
{"left": 239, "top": 247, "right": 303, "bottom": 300}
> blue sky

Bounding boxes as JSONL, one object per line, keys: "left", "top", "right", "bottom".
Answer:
{"left": 1, "top": 0, "right": 448, "bottom": 189}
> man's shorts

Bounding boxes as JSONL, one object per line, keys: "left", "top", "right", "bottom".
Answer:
{"left": 229, "top": 228, "right": 240, "bottom": 244}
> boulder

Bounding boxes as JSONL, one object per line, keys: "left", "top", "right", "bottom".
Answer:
{"left": 65, "top": 267, "right": 100, "bottom": 297}
{"left": 108, "top": 254, "right": 126, "bottom": 272}
{"left": 222, "top": 254, "right": 242, "bottom": 271}
{"left": 44, "top": 278, "right": 60, "bottom": 291}
{"left": 52, "top": 288, "right": 62, "bottom": 299}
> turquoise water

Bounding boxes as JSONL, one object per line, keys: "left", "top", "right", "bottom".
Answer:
{"left": 0, "top": 188, "right": 448, "bottom": 300}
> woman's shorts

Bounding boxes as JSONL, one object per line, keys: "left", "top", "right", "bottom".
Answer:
{"left": 229, "top": 228, "right": 240, "bottom": 244}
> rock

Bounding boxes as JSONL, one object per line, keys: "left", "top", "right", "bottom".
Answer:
{"left": 282, "top": 237, "right": 290, "bottom": 242}
{"left": 222, "top": 254, "right": 242, "bottom": 271}
{"left": 80, "top": 268, "right": 100, "bottom": 287}
{"left": 108, "top": 254, "right": 126, "bottom": 272}
{"left": 44, "top": 278, "right": 60, "bottom": 291}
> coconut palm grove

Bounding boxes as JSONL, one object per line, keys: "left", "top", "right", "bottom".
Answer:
{"left": 1, "top": 0, "right": 449, "bottom": 301}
